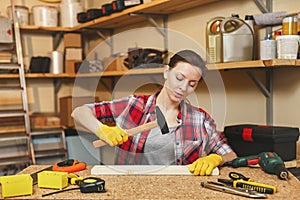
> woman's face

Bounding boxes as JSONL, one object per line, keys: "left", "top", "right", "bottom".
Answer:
{"left": 164, "top": 61, "right": 202, "bottom": 103}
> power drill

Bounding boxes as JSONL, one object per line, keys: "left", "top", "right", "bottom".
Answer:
{"left": 223, "top": 152, "right": 289, "bottom": 180}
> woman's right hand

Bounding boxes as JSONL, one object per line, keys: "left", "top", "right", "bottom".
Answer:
{"left": 95, "top": 124, "right": 128, "bottom": 146}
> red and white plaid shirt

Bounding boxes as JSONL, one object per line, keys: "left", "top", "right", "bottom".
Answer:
{"left": 89, "top": 91, "right": 233, "bottom": 165}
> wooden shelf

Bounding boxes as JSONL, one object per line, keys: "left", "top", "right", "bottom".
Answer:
{"left": 20, "top": 25, "right": 74, "bottom": 33}
{"left": 20, "top": 0, "right": 220, "bottom": 32}
{"left": 208, "top": 59, "right": 300, "bottom": 70}
{"left": 1, "top": 59, "right": 300, "bottom": 79}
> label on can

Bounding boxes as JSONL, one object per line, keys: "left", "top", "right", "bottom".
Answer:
{"left": 282, "top": 16, "right": 297, "bottom": 35}
{"left": 260, "top": 40, "right": 276, "bottom": 60}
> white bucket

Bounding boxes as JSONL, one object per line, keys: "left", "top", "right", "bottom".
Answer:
{"left": 60, "top": 2, "right": 83, "bottom": 27}
{"left": 7, "top": 5, "right": 29, "bottom": 25}
{"left": 32, "top": 5, "right": 58, "bottom": 27}
{"left": 276, "top": 35, "right": 300, "bottom": 59}
{"left": 48, "top": 51, "right": 63, "bottom": 74}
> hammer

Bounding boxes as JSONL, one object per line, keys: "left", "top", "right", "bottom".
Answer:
{"left": 93, "top": 106, "right": 169, "bottom": 148}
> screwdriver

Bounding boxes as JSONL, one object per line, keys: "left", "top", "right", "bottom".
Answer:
{"left": 218, "top": 178, "right": 276, "bottom": 194}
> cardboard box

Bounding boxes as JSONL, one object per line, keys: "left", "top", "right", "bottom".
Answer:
{"left": 30, "top": 112, "right": 61, "bottom": 129}
{"left": 65, "top": 48, "right": 83, "bottom": 61}
{"left": 224, "top": 124, "right": 300, "bottom": 161}
{"left": 103, "top": 56, "right": 128, "bottom": 71}
{"left": 65, "top": 60, "right": 81, "bottom": 74}
{"left": 60, "top": 96, "right": 99, "bottom": 127}
{"left": 64, "top": 33, "right": 82, "bottom": 48}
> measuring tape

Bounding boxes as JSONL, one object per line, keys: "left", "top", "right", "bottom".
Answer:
{"left": 42, "top": 177, "right": 105, "bottom": 197}
{"left": 78, "top": 177, "right": 106, "bottom": 193}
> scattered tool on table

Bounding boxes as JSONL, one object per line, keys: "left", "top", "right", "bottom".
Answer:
{"left": 0, "top": 174, "right": 33, "bottom": 198}
{"left": 93, "top": 106, "right": 169, "bottom": 148}
{"left": 38, "top": 171, "right": 68, "bottom": 190}
{"left": 223, "top": 152, "right": 289, "bottom": 180}
{"left": 42, "top": 173, "right": 106, "bottom": 197}
{"left": 200, "top": 181, "right": 267, "bottom": 199}
{"left": 218, "top": 172, "right": 277, "bottom": 194}
{"left": 52, "top": 159, "right": 87, "bottom": 173}
{"left": 229, "top": 171, "right": 253, "bottom": 181}
{"left": 31, "top": 159, "right": 87, "bottom": 185}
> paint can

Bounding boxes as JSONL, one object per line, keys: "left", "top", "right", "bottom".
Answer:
{"left": 276, "top": 35, "right": 300, "bottom": 59}
{"left": 6, "top": 5, "right": 29, "bottom": 25}
{"left": 32, "top": 5, "right": 58, "bottom": 27}
{"left": 282, "top": 16, "right": 297, "bottom": 35}
{"left": 260, "top": 39, "right": 276, "bottom": 60}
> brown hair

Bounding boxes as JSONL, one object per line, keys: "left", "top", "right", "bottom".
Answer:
{"left": 168, "top": 50, "right": 207, "bottom": 77}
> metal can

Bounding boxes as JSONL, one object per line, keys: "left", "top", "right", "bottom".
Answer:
{"left": 282, "top": 16, "right": 297, "bottom": 35}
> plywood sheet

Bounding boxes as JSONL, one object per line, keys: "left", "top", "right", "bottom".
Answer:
{"left": 91, "top": 165, "right": 219, "bottom": 175}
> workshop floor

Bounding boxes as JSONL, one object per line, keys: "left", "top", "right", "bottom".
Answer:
{"left": 289, "top": 168, "right": 300, "bottom": 181}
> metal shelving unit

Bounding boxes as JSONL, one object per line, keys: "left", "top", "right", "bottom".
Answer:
{"left": 0, "top": 0, "right": 33, "bottom": 167}
{"left": 30, "top": 128, "right": 68, "bottom": 164}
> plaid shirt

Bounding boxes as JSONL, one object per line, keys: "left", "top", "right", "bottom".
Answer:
{"left": 89, "top": 91, "right": 233, "bottom": 165}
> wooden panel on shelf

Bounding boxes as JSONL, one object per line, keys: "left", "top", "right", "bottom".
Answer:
{"left": 75, "top": 67, "right": 164, "bottom": 77}
{"left": 263, "top": 59, "right": 300, "bottom": 67}
{"left": 20, "top": 25, "right": 74, "bottom": 32}
{"left": 140, "top": 0, "right": 220, "bottom": 13}
{"left": 19, "top": 0, "right": 220, "bottom": 32}
{"left": 209, "top": 59, "right": 300, "bottom": 70}
{"left": 1, "top": 60, "right": 299, "bottom": 79}
{"left": 73, "top": 0, "right": 220, "bottom": 30}
{"left": 208, "top": 60, "right": 265, "bottom": 70}
{"left": 0, "top": 73, "right": 76, "bottom": 79}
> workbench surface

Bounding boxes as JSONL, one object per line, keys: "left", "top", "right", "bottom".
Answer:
{"left": 3, "top": 165, "right": 300, "bottom": 199}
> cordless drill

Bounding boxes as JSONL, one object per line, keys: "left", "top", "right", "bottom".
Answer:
{"left": 223, "top": 152, "right": 289, "bottom": 180}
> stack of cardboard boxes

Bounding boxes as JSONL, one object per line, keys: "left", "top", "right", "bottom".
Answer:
{"left": 64, "top": 33, "right": 82, "bottom": 74}
{"left": 60, "top": 96, "right": 99, "bottom": 127}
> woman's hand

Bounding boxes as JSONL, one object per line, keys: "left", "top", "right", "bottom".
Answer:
{"left": 96, "top": 124, "right": 128, "bottom": 146}
{"left": 188, "top": 154, "right": 222, "bottom": 176}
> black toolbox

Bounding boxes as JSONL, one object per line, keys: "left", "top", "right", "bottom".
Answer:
{"left": 223, "top": 124, "right": 299, "bottom": 161}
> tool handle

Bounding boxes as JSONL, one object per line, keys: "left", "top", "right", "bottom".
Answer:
{"left": 229, "top": 172, "right": 253, "bottom": 181}
{"left": 234, "top": 179, "right": 276, "bottom": 194}
{"left": 93, "top": 121, "right": 158, "bottom": 148}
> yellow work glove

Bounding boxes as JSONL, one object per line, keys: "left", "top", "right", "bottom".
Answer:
{"left": 189, "top": 154, "right": 222, "bottom": 176}
{"left": 95, "top": 124, "right": 128, "bottom": 146}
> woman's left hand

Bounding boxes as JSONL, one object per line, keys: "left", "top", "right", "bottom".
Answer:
{"left": 188, "top": 154, "right": 222, "bottom": 176}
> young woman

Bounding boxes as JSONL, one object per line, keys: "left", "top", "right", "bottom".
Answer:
{"left": 71, "top": 49, "right": 237, "bottom": 176}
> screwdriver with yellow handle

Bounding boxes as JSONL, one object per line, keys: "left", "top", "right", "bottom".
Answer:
{"left": 218, "top": 178, "right": 276, "bottom": 194}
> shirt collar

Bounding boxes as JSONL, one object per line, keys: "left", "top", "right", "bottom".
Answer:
{"left": 144, "top": 90, "right": 186, "bottom": 123}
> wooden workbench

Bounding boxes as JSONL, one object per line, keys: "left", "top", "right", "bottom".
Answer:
{"left": 2, "top": 165, "right": 300, "bottom": 199}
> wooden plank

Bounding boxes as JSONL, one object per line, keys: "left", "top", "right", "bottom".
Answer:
{"left": 208, "top": 60, "right": 265, "bottom": 70}
{"left": 0, "top": 126, "right": 25, "bottom": 134}
{"left": 74, "top": 0, "right": 220, "bottom": 29}
{"left": 285, "top": 159, "right": 300, "bottom": 168}
{"left": 91, "top": 165, "right": 219, "bottom": 175}
{"left": 20, "top": 25, "right": 74, "bottom": 32}
{"left": 0, "top": 60, "right": 300, "bottom": 79}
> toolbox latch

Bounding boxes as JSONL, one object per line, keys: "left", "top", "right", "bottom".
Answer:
{"left": 242, "top": 128, "right": 253, "bottom": 142}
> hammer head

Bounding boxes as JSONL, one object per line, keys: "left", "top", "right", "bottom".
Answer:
{"left": 155, "top": 106, "right": 169, "bottom": 134}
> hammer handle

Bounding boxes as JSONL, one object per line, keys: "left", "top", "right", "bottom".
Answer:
{"left": 93, "top": 121, "right": 158, "bottom": 148}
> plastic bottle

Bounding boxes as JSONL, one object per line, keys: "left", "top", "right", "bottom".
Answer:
{"left": 272, "top": 31, "right": 281, "bottom": 40}
{"left": 245, "top": 15, "right": 254, "bottom": 32}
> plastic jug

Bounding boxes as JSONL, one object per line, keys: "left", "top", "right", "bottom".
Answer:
{"left": 206, "top": 17, "right": 225, "bottom": 63}
{"left": 221, "top": 17, "right": 254, "bottom": 62}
